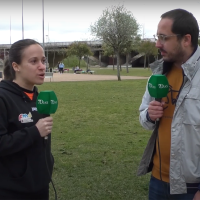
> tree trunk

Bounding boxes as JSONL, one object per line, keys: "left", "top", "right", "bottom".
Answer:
{"left": 148, "top": 55, "right": 150, "bottom": 70}
{"left": 119, "top": 55, "right": 122, "bottom": 71}
{"left": 120, "top": 57, "right": 122, "bottom": 71}
{"left": 79, "top": 58, "right": 81, "bottom": 68}
{"left": 112, "top": 55, "right": 115, "bottom": 70}
{"left": 86, "top": 56, "right": 89, "bottom": 71}
{"left": 99, "top": 51, "right": 101, "bottom": 67}
{"left": 117, "top": 52, "right": 121, "bottom": 81}
{"left": 126, "top": 53, "right": 129, "bottom": 73}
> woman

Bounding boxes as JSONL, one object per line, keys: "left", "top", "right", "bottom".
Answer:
{"left": 0, "top": 39, "right": 54, "bottom": 199}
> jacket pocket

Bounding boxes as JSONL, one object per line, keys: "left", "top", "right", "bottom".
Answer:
{"left": 183, "top": 87, "right": 200, "bottom": 125}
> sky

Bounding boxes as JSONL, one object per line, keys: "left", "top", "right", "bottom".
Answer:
{"left": 0, "top": 0, "right": 200, "bottom": 44}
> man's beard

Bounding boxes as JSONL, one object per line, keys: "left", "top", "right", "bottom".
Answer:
{"left": 160, "top": 45, "right": 184, "bottom": 63}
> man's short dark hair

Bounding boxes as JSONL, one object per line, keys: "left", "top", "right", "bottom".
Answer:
{"left": 161, "top": 9, "right": 199, "bottom": 47}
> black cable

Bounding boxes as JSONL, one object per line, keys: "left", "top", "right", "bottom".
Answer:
{"left": 44, "top": 140, "right": 58, "bottom": 200}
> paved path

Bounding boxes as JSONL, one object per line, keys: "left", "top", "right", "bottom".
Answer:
{"left": 0, "top": 73, "right": 148, "bottom": 82}
{"left": 45, "top": 73, "right": 148, "bottom": 82}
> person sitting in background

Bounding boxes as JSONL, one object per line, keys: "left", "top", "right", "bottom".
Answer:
{"left": 87, "top": 69, "right": 94, "bottom": 74}
{"left": 74, "top": 66, "right": 80, "bottom": 74}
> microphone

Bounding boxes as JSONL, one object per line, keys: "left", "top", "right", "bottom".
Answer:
{"left": 148, "top": 74, "right": 169, "bottom": 102}
{"left": 36, "top": 91, "right": 58, "bottom": 139}
{"left": 148, "top": 74, "right": 169, "bottom": 121}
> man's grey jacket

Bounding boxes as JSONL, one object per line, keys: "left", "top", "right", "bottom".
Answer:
{"left": 138, "top": 46, "right": 200, "bottom": 194}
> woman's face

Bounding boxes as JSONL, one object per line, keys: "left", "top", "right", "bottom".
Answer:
{"left": 13, "top": 44, "right": 46, "bottom": 90}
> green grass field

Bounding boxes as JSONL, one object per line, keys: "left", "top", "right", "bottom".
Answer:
{"left": 38, "top": 78, "right": 152, "bottom": 200}
{"left": 62, "top": 67, "right": 152, "bottom": 77}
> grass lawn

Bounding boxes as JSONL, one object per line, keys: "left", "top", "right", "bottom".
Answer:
{"left": 38, "top": 79, "right": 152, "bottom": 200}
{"left": 63, "top": 67, "right": 152, "bottom": 77}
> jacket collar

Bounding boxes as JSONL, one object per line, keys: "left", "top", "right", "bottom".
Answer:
{"left": 0, "top": 80, "right": 38, "bottom": 102}
{"left": 181, "top": 46, "right": 200, "bottom": 81}
{"left": 149, "top": 59, "right": 163, "bottom": 75}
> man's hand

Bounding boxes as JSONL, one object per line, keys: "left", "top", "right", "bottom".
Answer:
{"left": 148, "top": 100, "right": 165, "bottom": 121}
{"left": 193, "top": 191, "right": 200, "bottom": 200}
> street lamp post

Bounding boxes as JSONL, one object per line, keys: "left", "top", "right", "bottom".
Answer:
{"left": 42, "top": 0, "right": 45, "bottom": 50}
{"left": 3, "top": 49, "right": 9, "bottom": 61}
{"left": 10, "top": 16, "right": 11, "bottom": 44}
{"left": 22, "top": 0, "right": 24, "bottom": 39}
{"left": 46, "top": 35, "right": 49, "bottom": 71}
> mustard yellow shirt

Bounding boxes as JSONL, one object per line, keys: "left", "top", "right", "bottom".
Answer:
{"left": 152, "top": 65, "right": 184, "bottom": 182}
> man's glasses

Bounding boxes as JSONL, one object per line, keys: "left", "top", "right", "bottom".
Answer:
{"left": 154, "top": 34, "right": 180, "bottom": 44}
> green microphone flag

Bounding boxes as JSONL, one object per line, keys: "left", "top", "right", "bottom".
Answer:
{"left": 36, "top": 91, "right": 58, "bottom": 115}
{"left": 148, "top": 74, "right": 169, "bottom": 100}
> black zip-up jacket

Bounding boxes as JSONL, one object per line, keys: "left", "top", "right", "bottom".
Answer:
{"left": 0, "top": 80, "right": 54, "bottom": 193}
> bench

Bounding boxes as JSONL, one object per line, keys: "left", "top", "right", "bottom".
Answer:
{"left": 75, "top": 69, "right": 82, "bottom": 74}
{"left": 53, "top": 69, "right": 69, "bottom": 73}
{"left": 45, "top": 72, "right": 53, "bottom": 82}
{"left": 53, "top": 69, "right": 59, "bottom": 73}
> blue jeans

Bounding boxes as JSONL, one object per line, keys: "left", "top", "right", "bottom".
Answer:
{"left": 149, "top": 176, "right": 197, "bottom": 200}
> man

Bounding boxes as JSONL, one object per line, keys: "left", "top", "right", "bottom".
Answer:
{"left": 138, "top": 9, "right": 200, "bottom": 200}
{"left": 59, "top": 61, "right": 64, "bottom": 74}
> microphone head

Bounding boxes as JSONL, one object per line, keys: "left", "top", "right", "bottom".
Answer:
{"left": 148, "top": 74, "right": 169, "bottom": 99}
{"left": 36, "top": 91, "right": 58, "bottom": 115}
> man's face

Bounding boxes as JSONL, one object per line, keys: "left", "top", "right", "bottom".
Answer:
{"left": 156, "top": 18, "right": 184, "bottom": 63}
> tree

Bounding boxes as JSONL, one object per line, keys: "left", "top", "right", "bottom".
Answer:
{"left": 91, "top": 5, "right": 139, "bottom": 81}
{"left": 63, "top": 55, "right": 87, "bottom": 69}
{"left": 67, "top": 42, "right": 93, "bottom": 69}
{"left": 131, "top": 34, "right": 142, "bottom": 52}
{"left": 120, "top": 35, "right": 142, "bottom": 73}
{"left": 102, "top": 43, "right": 115, "bottom": 70}
{"left": 137, "top": 40, "right": 158, "bottom": 68}
{"left": 57, "top": 48, "right": 68, "bottom": 63}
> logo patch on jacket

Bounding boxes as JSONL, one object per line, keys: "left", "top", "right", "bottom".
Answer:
{"left": 18, "top": 112, "right": 33, "bottom": 123}
{"left": 32, "top": 107, "right": 37, "bottom": 111}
